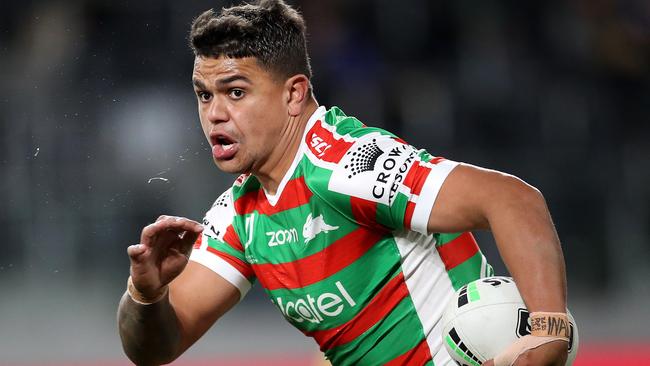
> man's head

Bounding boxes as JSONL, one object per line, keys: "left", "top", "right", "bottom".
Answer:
{"left": 189, "top": 0, "right": 315, "bottom": 178}
{"left": 190, "top": 0, "right": 312, "bottom": 84}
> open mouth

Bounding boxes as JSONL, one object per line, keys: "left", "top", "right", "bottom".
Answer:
{"left": 211, "top": 133, "right": 239, "bottom": 160}
{"left": 215, "top": 135, "right": 235, "bottom": 151}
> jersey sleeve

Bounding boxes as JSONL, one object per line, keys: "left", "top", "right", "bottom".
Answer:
{"left": 324, "top": 131, "right": 459, "bottom": 234}
{"left": 189, "top": 188, "right": 255, "bottom": 299}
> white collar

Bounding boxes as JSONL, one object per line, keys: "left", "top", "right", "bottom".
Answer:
{"left": 263, "top": 105, "right": 327, "bottom": 206}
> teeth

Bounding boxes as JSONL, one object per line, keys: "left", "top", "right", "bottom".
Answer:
{"left": 222, "top": 143, "right": 234, "bottom": 151}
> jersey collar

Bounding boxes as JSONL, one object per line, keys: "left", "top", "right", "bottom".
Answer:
{"left": 263, "top": 105, "right": 327, "bottom": 206}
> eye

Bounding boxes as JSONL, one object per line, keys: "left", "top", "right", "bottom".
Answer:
{"left": 228, "top": 89, "right": 245, "bottom": 100}
{"left": 196, "top": 91, "right": 212, "bottom": 103}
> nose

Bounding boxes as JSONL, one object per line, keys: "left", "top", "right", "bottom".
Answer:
{"left": 206, "top": 99, "right": 228, "bottom": 124}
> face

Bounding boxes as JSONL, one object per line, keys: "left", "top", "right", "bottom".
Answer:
{"left": 192, "top": 56, "right": 289, "bottom": 175}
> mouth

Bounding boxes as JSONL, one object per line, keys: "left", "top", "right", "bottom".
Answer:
{"left": 210, "top": 133, "right": 239, "bottom": 160}
{"left": 214, "top": 134, "right": 236, "bottom": 150}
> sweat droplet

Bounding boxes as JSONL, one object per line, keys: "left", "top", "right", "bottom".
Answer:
{"left": 147, "top": 177, "right": 169, "bottom": 184}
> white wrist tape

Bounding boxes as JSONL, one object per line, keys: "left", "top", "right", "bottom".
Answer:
{"left": 493, "top": 335, "right": 567, "bottom": 366}
{"left": 126, "top": 276, "right": 168, "bottom": 305}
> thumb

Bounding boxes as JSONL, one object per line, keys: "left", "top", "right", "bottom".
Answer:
{"left": 482, "top": 360, "right": 495, "bottom": 366}
{"left": 127, "top": 243, "right": 147, "bottom": 262}
{"left": 127, "top": 244, "right": 155, "bottom": 281}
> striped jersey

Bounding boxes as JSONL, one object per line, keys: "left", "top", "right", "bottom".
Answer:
{"left": 190, "top": 106, "right": 493, "bottom": 365}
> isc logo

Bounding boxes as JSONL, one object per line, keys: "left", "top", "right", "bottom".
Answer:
{"left": 309, "top": 133, "right": 332, "bottom": 157}
{"left": 266, "top": 228, "right": 299, "bottom": 247}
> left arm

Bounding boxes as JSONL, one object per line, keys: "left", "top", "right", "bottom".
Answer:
{"left": 428, "top": 163, "right": 567, "bottom": 365}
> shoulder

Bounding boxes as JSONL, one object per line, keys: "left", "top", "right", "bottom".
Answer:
{"left": 302, "top": 107, "right": 417, "bottom": 205}
{"left": 203, "top": 174, "right": 259, "bottom": 240}
{"left": 303, "top": 106, "right": 398, "bottom": 164}
{"left": 329, "top": 131, "right": 420, "bottom": 206}
{"left": 202, "top": 187, "right": 235, "bottom": 241}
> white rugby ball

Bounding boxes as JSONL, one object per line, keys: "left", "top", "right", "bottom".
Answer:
{"left": 441, "top": 276, "right": 579, "bottom": 366}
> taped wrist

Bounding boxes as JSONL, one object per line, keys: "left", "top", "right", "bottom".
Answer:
{"left": 530, "top": 312, "right": 570, "bottom": 340}
{"left": 493, "top": 335, "right": 567, "bottom": 366}
{"left": 127, "top": 276, "right": 169, "bottom": 305}
{"left": 492, "top": 312, "right": 569, "bottom": 366}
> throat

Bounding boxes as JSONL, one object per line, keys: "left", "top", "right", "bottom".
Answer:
{"left": 255, "top": 102, "right": 319, "bottom": 197}
{"left": 258, "top": 120, "right": 312, "bottom": 196}
{"left": 257, "top": 133, "right": 302, "bottom": 196}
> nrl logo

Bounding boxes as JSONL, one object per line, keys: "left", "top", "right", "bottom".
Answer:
{"left": 303, "top": 213, "right": 339, "bottom": 244}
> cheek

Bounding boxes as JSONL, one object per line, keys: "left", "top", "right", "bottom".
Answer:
{"left": 198, "top": 115, "right": 211, "bottom": 139}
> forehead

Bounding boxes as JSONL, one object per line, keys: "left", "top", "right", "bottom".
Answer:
{"left": 192, "top": 56, "right": 272, "bottom": 84}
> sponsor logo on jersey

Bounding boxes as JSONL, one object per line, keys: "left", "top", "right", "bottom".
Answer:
{"left": 303, "top": 213, "right": 339, "bottom": 244}
{"left": 329, "top": 135, "right": 417, "bottom": 205}
{"left": 202, "top": 219, "right": 221, "bottom": 239}
{"left": 212, "top": 190, "right": 231, "bottom": 209}
{"left": 267, "top": 227, "right": 300, "bottom": 247}
{"left": 371, "top": 145, "right": 416, "bottom": 203}
{"left": 274, "top": 281, "right": 356, "bottom": 324}
{"left": 305, "top": 121, "right": 353, "bottom": 163}
{"left": 343, "top": 138, "right": 383, "bottom": 177}
{"left": 204, "top": 190, "right": 233, "bottom": 241}
{"left": 309, "top": 133, "right": 332, "bottom": 158}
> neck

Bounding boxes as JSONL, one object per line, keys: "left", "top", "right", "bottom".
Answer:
{"left": 255, "top": 100, "right": 318, "bottom": 195}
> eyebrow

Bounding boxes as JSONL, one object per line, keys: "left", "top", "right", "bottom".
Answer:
{"left": 192, "top": 78, "right": 207, "bottom": 90}
{"left": 216, "top": 75, "right": 252, "bottom": 86}
{"left": 192, "top": 75, "right": 253, "bottom": 90}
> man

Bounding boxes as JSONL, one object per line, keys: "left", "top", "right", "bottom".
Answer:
{"left": 117, "top": 1, "right": 570, "bottom": 365}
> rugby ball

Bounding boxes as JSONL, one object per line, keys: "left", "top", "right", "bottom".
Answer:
{"left": 441, "top": 276, "right": 579, "bottom": 366}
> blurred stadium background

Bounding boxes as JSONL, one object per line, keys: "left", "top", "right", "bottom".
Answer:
{"left": 1, "top": 0, "right": 648, "bottom": 365}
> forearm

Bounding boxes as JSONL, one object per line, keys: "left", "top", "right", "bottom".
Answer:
{"left": 488, "top": 178, "right": 567, "bottom": 312}
{"left": 117, "top": 291, "right": 182, "bottom": 365}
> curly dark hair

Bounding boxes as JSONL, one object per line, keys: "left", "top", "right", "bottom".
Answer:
{"left": 189, "top": 0, "right": 312, "bottom": 81}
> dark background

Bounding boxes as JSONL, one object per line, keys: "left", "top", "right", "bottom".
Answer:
{"left": 1, "top": 0, "right": 648, "bottom": 363}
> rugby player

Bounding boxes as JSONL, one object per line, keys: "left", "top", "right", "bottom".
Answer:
{"left": 117, "top": 1, "right": 570, "bottom": 365}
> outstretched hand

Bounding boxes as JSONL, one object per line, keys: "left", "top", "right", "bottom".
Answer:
{"left": 482, "top": 339, "right": 568, "bottom": 366}
{"left": 127, "top": 215, "right": 203, "bottom": 300}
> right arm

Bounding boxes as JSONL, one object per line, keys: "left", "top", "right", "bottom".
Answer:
{"left": 117, "top": 216, "right": 241, "bottom": 365}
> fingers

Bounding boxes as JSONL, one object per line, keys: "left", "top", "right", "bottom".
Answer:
{"left": 128, "top": 215, "right": 203, "bottom": 287}
{"left": 127, "top": 243, "right": 147, "bottom": 258}
{"left": 178, "top": 229, "right": 201, "bottom": 254}
{"left": 141, "top": 216, "right": 203, "bottom": 246}
{"left": 482, "top": 360, "right": 494, "bottom": 366}
{"left": 127, "top": 243, "right": 152, "bottom": 270}
{"left": 127, "top": 243, "right": 154, "bottom": 283}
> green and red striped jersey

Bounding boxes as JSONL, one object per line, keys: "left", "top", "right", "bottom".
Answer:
{"left": 190, "top": 106, "right": 493, "bottom": 365}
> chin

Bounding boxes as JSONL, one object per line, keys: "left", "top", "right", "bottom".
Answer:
{"left": 213, "top": 158, "right": 248, "bottom": 175}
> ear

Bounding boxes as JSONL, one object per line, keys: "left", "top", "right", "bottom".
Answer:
{"left": 285, "top": 74, "right": 311, "bottom": 117}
